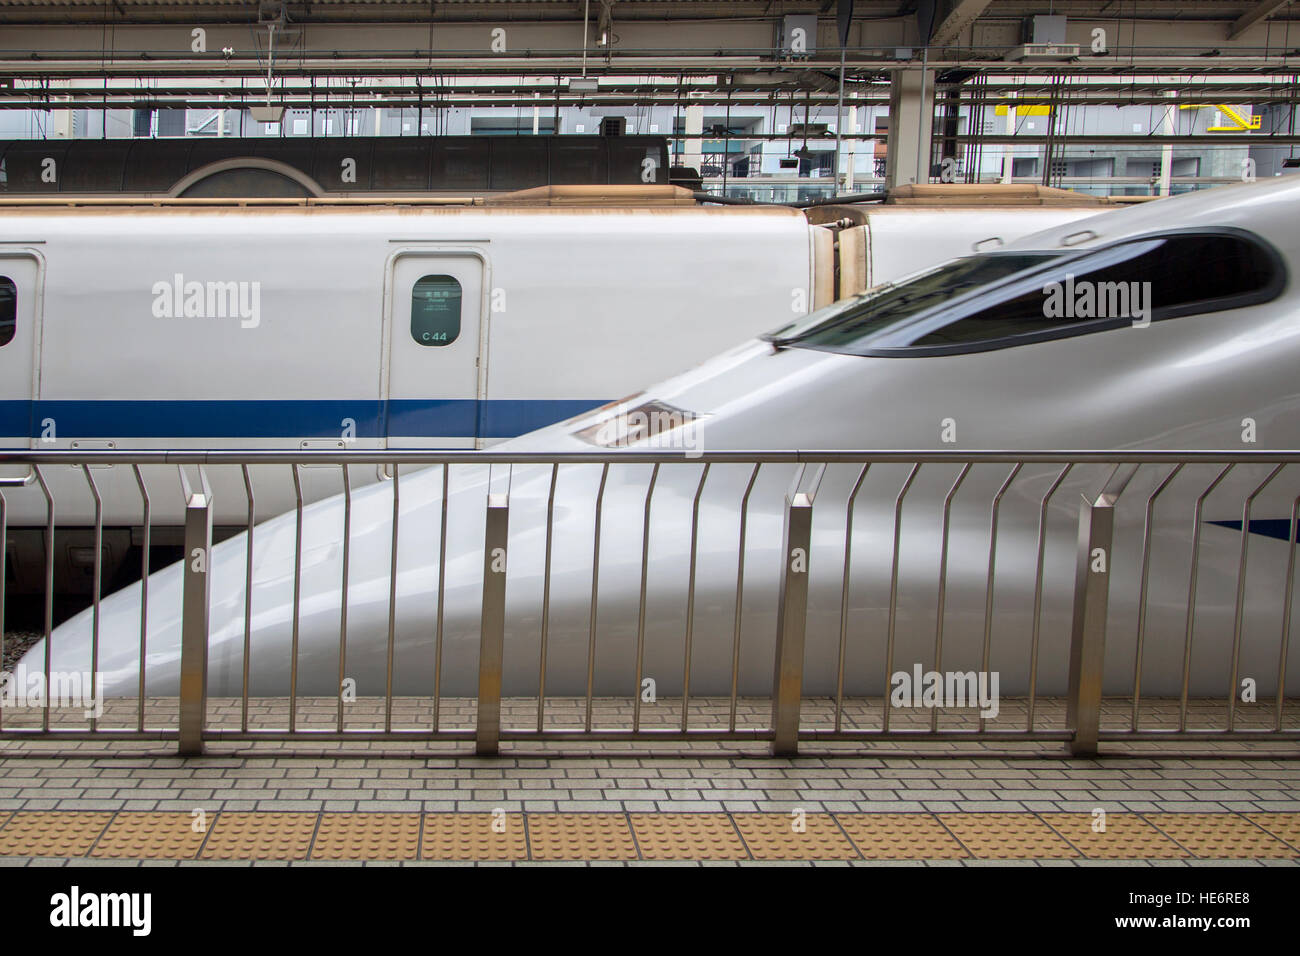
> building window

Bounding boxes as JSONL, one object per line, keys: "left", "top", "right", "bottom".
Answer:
{"left": 411, "top": 275, "right": 462, "bottom": 347}
{"left": 470, "top": 117, "right": 558, "bottom": 136}
{"left": 1012, "top": 157, "right": 1039, "bottom": 178}
{"left": 0, "top": 277, "right": 15, "bottom": 347}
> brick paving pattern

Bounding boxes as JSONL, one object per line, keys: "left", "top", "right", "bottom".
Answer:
{"left": 3, "top": 691, "right": 1296, "bottom": 865}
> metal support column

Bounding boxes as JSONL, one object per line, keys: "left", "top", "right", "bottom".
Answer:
{"left": 178, "top": 467, "right": 213, "bottom": 757}
{"left": 476, "top": 487, "right": 510, "bottom": 755}
{"left": 1066, "top": 465, "right": 1137, "bottom": 756}
{"left": 1158, "top": 90, "right": 1178, "bottom": 196}
{"left": 682, "top": 103, "right": 705, "bottom": 174}
{"left": 885, "top": 67, "right": 935, "bottom": 189}
{"left": 771, "top": 464, "right": 824, "bottom": 756}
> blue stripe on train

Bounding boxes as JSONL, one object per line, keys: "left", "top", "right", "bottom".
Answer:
{"left": 0, "top": 400, "right": 26, "bottom": 436}
{"left": 1208, "top": 519, "right": 1300, "bottom": 543}
{"left": 0, "top": 398, "right": 607, "bottom": 441}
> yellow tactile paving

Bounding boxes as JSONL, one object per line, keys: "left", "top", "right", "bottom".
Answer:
{"left": 200, "top": 812, "right": 318, "bottom": 861}
{"left": 629, "top": 813, "right": 748, "bottom": 861}
{"left": 0, "top": 811, "right": 113, "bottom": 858}
{"left": 1245, "top": 813, "right": 1300, "bottom": 853}
{"left": 91, "top": 812, "right": 208, "bottom": 859}
{"left": 837, "top": 813, "right": 969, "bottom": 860}
{"left": 527, "top": 813, "right": 638, "bottom": 861}
{"left": 1145, "top": 813, "right": 1297, "bottom": 859}
{"left": 310, "top": 812, "right": 422, "bottom": 861}
{"left": 1039, "top": 813, "right": 1188, "bottom": 859}
{"left": 0, "top": 810, "right": 1298, "bottom": 861}
{"left": 937, "top": 813, "right": 1079, "bottom": 859}
{"left": 731, "top": 812, "right": 858, "bottom": 861}
{"left": 421, "top": 813, "right": 528, "bottom": 861}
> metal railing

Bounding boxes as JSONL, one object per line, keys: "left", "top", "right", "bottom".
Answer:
{"left": 1, "top": 449, "right": 1298, "bottom": 757}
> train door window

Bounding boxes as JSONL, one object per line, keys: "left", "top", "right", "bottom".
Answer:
{"left": 411, "top": 275, "right": 462, "bottom": 347}
{"left": 0, "top": 277, "right": 15, "bottom": 347}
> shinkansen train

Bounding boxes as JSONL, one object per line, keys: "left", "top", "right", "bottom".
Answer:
{"left": 0, "top": 185, "right": 1102, "bottom": 595}
{"left": 23, "top": 176, "right": 1300, "bottom": 704}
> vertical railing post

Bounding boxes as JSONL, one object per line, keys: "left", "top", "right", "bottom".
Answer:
{"left": 1066, "top": 464, "right": 1136, "bottom": 757}
{"left": 178, "top": 468, "right": 213, "bottom": 757}
{"left": 476, "top": 489, "right": 509, "bottom": 756}
{"left": 771, "top": 465, "right": 823, "bottom": 757}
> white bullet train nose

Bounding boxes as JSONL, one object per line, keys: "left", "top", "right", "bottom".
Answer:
{"left": 29, "top": 334, "right": 1296, "bottom": 704}
{"left": 30, "top": 342, "right": 826, "bottom": 700}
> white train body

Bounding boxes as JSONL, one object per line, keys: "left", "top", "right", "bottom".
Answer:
{"left": 33, "top": 185, "right": 1296, "bottom": 707}
{"left": 0, "top": 200, "right": 1095, "bottom": 540}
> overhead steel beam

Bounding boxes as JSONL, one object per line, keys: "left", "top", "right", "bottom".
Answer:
{"left": 930, "top": 0, "right": 997, "bottom": 47}
{"left": 5, "top": 54, "right": 1300, "bottom": 77}
{"left": 7, "top": 91, "right": 1300, "bottom": 109}
{"left": 0, "top": 1, "right": 836, "bottom": 25}
{"left": 1229, "top": 0, "right": 1295, "bottom": 39}
{"left": 6, "top": 58, "right": 1300, "bottom": 112}
{"left": 0, "top": 97, "right": 893, "bottom": 111}
{"left": 0, "top": 0, "right": 1280, "bottom": 26}
{"left": 6, "top": 16, "right": 1298, "bottom": 70}
{"left": 7, "top": 90, "right": 1295, "bottom": 110}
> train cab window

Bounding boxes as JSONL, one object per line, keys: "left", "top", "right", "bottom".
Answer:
{"left": 908, "top": 232, "right": 1282, "bottom": 352}
{"left": 0, "top": 277, "right": 15, "bottom": 347}
{"left": 773, "top": 230, "right": 1283, "bottom": 357}
{"left": 410, "top": 275, "right": 461, "bottom": 347}
{"left": 763, "top": 254, "right": 1057, "bottom": 349}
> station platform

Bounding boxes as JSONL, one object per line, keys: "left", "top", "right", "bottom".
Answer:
{"left": 0, "top": 743, "right": 1296, "bottom": 865}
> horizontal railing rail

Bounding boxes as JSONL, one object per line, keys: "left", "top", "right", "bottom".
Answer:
{"left": 5, "top": 450, "right": 1300, "bottom": 465}
{"left": 1, "top": 449, "right": 1296, "bottom": 757}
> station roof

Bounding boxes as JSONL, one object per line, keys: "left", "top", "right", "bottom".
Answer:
{"left": 1, "top": 0, "right": 1295, "bottom": 99}
{"left": 0, "top": 0, "right": 1292, "bottom": 22}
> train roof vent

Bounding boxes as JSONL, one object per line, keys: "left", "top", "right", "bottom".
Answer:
{"left": 483, "top": 184, "right": 698, "bottom": 206}
{"left": 885, "top": 184, "right": 1113, "bottom": 206}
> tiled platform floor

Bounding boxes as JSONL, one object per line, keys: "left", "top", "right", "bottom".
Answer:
{"left": 3, "top": 751, "right": 1299, "bottom": 814}
{"left": 0, "top": 746, "right": 1296, "bottom": 864}
{"left": 0, "top": 809, "right": 1295, "bottom": 865}
{"left": 3, "top": 693, "right": 1296, "bottom": 864}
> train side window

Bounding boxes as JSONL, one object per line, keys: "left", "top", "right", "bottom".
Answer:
{"left": 905, "top": 231, "right": 1283, "bottom": 353}
{"left": 410, "top": 275, "right": 462, "bottom": 347}
{"left": 0, "top": 277, "right": 15, "bottom": 347}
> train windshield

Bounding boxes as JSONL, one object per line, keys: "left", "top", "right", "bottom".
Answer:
{"left": 763, "top": 253, "right": 1059, "bottom": 349}
{"left": 771, "top": 230, "right": 1283, "bottom": 356}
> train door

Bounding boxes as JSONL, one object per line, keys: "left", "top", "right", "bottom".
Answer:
{"left": 383, "top": 248, "right": 488, "bottom": 451}
{"left": 0, "top": 253, "right": 40, "bottom": 487}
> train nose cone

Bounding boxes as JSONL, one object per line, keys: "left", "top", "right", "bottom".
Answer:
{"left": 16, "top": 562, "right": 184, "bottom": 700}
{"left": 18, "top": 463, "right": 505, "bottom": 700}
